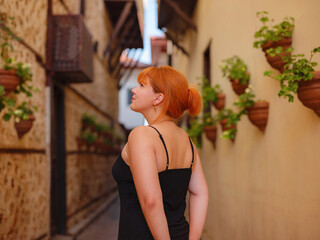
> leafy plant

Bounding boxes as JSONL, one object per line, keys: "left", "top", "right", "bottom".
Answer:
{"left": 217, "top": 108, "right": 240, "bottom": 140}
{"left": 199, "top": 76, "right": 222, "bottom": 109}
{"left": 0, "top": 85, "right": 15, "bottom": 112}
{"left": 186, "top": 116, "right": 203, "bottom": 148}
{"left": 220, "top": 56, "right": 250, "bottom": 84}
{"left": 253, "top": 11, "right": 295, "bottom": 49}
{"left": 80, "top": 129, "right": 98, "bottom": 144}
{"left": 3, "top": 58, "right": 38, "bottom": 97}
{"left": 0, "top": 12, "right": 21, "bottom": 63}
{"left": 82, "top": 113, "right": 96, "bottom": 126}
{"left": 264, "top": 47, "right": 320, "bottom": 102}
{"left": 233, "top": 85, "right": 255, "bottom": 116}
{"left": 3, "top": 101, "right": 37, "bottom": 122}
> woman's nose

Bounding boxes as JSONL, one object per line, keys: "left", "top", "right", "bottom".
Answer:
{"left": 131, "top": 87, "right": 136, "bottom": 94}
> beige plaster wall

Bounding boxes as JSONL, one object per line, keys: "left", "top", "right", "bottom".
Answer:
{"left": 172, "top": 0, "right": 320, "bottom": 239}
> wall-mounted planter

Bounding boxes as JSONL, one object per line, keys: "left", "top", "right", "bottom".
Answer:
{"left": 297, "top": 71, "right": 320, "bottom": 117}
{"left": 14, "top": 115, "right": 35, "bottom": 139}
{"left": 0, "top": 69, "right": 20, "bottom": 96}
{"left": 203, "top": 125, "right": 217, "bottom": 147}
{"left": 246, "top": 101, "right": 269, "bottom": 132}
{"left": 220, "top": 118, "right": 237, "bottom": 141}
{"left": 213, "top": 93, "right": 226, "bottom": 110}
{"left": 262, "top": 37, "right": 292, "bottom": 72}
{"left": 230, "top": 78, "right": 249, "bottom": 95}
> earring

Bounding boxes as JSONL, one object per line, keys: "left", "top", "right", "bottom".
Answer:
{"left": 154, "top": 105, "right": 157, "bottom": 112}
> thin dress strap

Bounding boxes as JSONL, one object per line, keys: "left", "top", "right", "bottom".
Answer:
{"left": 148, "top": 126, "right": 169, "bottom": 171}
{"left": 188, "top": 137, "right": 194, "bottom": 169}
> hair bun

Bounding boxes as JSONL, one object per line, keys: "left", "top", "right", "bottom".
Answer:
{"left": 187, "top": 88, "right": 202, "bottom": 116}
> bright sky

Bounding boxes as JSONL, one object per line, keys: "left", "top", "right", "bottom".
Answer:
{"left": 139, "top": 0, "right": 164, "bottom": 64}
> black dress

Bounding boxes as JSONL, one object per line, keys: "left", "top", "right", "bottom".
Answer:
{"left": 112, "top": 126, "right": 194, "bottom": 240}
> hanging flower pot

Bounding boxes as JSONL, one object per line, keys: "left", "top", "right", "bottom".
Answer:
{"left": 246, "top": 101, "right": 269, "bottom": 132}
{"left": 297, "top": 71, "right": 320, "bottom": 117}
{"left": 0, "top": 69, "right": 20, "bottom": 96}
{"left": 203, "top": 125, "right": 217, "bottom": 147}
{"left": 219, "top": 118, "right": 236, "bottom": 132}
{"left": 14, "top": 115, "right": 35, "bottom": 139}
{"left": 262, "top": 37, "right": 292, "bottom": 73}
{"left": 219, "top": 118, "right": 237, "bottom": 141}
{"left": 213, "top": 93, "right": 225, "bottom": 110}
{"left": 230, "top": 78, "right": 249, "bottom": 95}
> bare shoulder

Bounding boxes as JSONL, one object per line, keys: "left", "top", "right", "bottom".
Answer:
{"left": 128, "top": 126, "right": 155, "bottom": 145}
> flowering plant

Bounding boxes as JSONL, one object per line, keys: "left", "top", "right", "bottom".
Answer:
{"left": 3, "top": 101, "right": 38, "bottom": 122}
{"left": 217, "top": 108, "right": 240, "bottom": 140}
{"left": 233, "top": 85, "right": 255, "bottom": 115}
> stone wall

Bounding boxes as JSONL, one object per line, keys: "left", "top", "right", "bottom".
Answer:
{"left": 0, "top": 0, "right": 49, "bottom": 239}
{"left": 0, "top": 0, "right": 121, "bottom": 239}
{"left": 0, "top": 154, "right": 49, "bottom": 240}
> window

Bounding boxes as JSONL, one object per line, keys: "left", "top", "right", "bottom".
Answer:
{"left": 203, "top": 42, "right": 211, "bottom": 114}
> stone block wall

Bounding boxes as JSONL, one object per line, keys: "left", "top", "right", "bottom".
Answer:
{"left": 0, "top": 0, "right": 122, "bottom": 239}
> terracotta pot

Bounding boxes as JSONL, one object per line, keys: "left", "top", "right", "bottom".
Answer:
{"left": 203, "top": 125, "right": 217, "bottom": 147}
{"left": 14, "top": 115, "right": 35, "bottom": 139}
{"left": 262, "top": 37, "right": 292, "bottom": 73}
{"left": 230, "top": 79, "right": 249, "bottom": 95}
{"left": 0, "top": 69, "right": 20, "bottom": 96}
{"left": 213, "top": 93, "right": 225, "bottom": 110}
{"left": 297, "top": 71, "right": 320, "bottom": 117}
{"left": 219, "top": 118, "right": 237, "bottom": 141}
{"left": 219, "top": 118, "right": 236, "bottom": 132}
{"left": 246, "top": 101, "right": 269, "bottom": 132}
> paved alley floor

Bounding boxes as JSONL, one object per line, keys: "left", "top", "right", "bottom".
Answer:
{"left": 77, "top": 196, "right": 120, "bottom": 240}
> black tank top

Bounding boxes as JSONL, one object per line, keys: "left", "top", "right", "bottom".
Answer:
{"left": 112, "top": 126, "right": 194, "bottom": 240}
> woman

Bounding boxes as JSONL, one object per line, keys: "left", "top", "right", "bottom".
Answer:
{"left": 112, "top": 66, "right": 208, "bottom": 240}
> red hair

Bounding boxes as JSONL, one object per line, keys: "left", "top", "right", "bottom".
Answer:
{"left": 137, "top": 66, "right": 202, "bottom": 120}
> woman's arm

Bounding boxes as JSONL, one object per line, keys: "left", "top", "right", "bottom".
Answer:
{"left": 127, "top": 126, "right": 171, "bottom": 240}
{"left": 188, "top": 142, "right": 209, "bottom": 240}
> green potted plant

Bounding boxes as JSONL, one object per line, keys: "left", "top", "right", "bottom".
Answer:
{"left": 254, "top": 11, "right": 295, "bottom": 72}
{"left": 0, "top": 12, "right": 37, "bottom": 97}
{"left": 80, "top": 129, "right": 98, "bottom": 151}
{"left": 200, "top": 76, "right": 225, "bottom": 110}
{"left": 186, "top": 116, "right": 203, "bottom": 148}
{"left": 220, "top": 56, "right": 250, "bottom": 95}
{"left": 202, "top": 112, "right": 217, "bottom": 147}
{"left": 234, "top": 85, "right": 269, "bottom": 132}
{"left": 217, "top": 108, "right": 240, "bottom": 141}
{"left": 264, "top": 47, "right": 320, "bottom": 116}
{"left": 3, "top": 101, "right": 37, "bottom": 138}
{"left": 81, "top": 113, "right": 96, "bottom": 130}
{"left": 0, "top": 12, "right": 21, "bottom": 95}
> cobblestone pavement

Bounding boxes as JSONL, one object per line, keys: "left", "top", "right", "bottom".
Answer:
{"left": 77, "top": 196, "right": 120, "bottom": 240}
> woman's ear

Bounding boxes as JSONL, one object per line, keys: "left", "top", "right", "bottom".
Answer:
{"left": 154, "top": 93, "right": 164, "bottom": 105}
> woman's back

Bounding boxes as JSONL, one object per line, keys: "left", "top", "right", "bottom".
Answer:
{"left": 112, "top": 123, "right": 195, "bottom": 239}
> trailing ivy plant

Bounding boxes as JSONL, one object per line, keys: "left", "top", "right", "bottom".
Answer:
{"left": 264, "top": 47, "right": 320, "bottom": 102}
{"left": 220, "top": 56, "right": 250, "bottom": 84}
{"left": 253, "top": 11, "right": 295, "bottom": 49}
